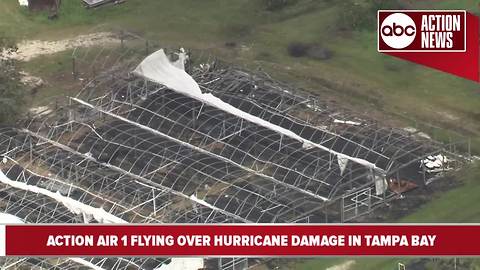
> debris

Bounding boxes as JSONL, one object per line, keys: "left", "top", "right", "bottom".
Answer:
{"left": 0, "top": 170, "right": 126, "bottom": 223}
{"left": 19, "top": 71, "right": 44, "bottom": 88}
{"left": 82, "top": 0, "right": 125, "bottom": 9}
{"left": 334, "top": 119, "right": 362, "bottom": 126}
{"left": 29, "top": 106, "right": 52, "bottom": 117}
{"left": 421, "top": 154, "right": 452, "bottom": 173}
{"left": 18, "top": 0, "right": 28, "bottom": 6}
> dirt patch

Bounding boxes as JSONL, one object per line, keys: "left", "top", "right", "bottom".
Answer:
{"left": 3, "top": 32, "right": 121, "bottom": 61}
{"left": 435, "top": 110, "right": 460, "bottom": 121}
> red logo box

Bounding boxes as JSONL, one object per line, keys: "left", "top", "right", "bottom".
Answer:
{"left": 378, "top": 10, "right": 466, "bottom": 52}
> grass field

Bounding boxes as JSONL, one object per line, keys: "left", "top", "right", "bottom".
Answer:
{"left": 1, "top": 1, "right": 479, "bottom": 269}
{"left": 2, "top": 0, "right": 478, "bottom": 142}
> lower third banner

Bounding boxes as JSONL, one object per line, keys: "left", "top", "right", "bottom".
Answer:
{"left": 1, "top": 224, "right": 480, "bottom": 256}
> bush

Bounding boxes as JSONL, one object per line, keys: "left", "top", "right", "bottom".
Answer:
{"left": 287, "top": 42, "right": 310, "bottom": 57}
{"left": 287, "top": 42, "right": 333, "bottom": 60}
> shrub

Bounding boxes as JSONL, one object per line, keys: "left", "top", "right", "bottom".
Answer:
{"left": 287, "top": 42, "right": 310, "bottom": 57}
{"left": 287, "top": 42, "right": 333, "bottom": 60}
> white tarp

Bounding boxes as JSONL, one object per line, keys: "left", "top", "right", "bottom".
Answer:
{"left": 0, "top": 213, "right": 24, "bottom": 224}
{"left": 133, "top": 50, "right": 382, "bottom": 172}
{"left": 172, "top": 48, "right": 188, "bottom": 70}
{"left": 337, "top": 155, "right": 348, "bottom": 176}
{"left": 374, "top": 174, "right": 388, "bottom": 196}
{"left": 0, "top": 170, "right": 126, "bottom": 224}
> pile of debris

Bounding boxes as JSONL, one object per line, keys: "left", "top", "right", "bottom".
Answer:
{"left": 81, "top": 0, "right": 125, "bottom": 9}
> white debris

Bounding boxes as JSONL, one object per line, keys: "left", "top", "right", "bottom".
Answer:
{"left": 157, "top": 258, "right": 204, "bottom": 270}
{"left": 417, "top": 132, "right": 431, "bottom": 140}
{"left": 421, "top": 154, "right": 449, "bottom": 172}
{"left": 19, "top": 71, "right": 44, "bottom": 88}
{"left": 333, "top": 119, "right": 361, "bottom": 126}
{"left": 133, "top": 49, "right": 382, "bottom": 172}
{"left": 403, "top": 127, "right": 417, "bottom": 133}
{"left": 29, "top": 106, "right": 52, "bottom": 117}
{"left": 0, "top": 170, "right": 126, "bottom": 223}
{"left": 189, "top": 194, "right": 222, "bottom": 213}
{"left": 337, "top": 155, "right": 348, "bottom": 175}
{"left": 374, "top": 175, "right": 388, "bottom": 196}
{"left": 403, "top": 127, "right": 431, "bottom": 139}
{"left": 306, "top": 103, "right": 321, "bottom": 112}
{"left": 172, "top": 48, "right": 189, "bottom": 70}
{"left": 0, "top": 213, "right": 24, "bottom": 224}
{"left": 18, "top": 0, "right": 28, "bottom": 6}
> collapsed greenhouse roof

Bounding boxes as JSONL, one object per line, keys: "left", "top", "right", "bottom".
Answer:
{"left": 0, "top": 48, "right": 472, "bottom": 269}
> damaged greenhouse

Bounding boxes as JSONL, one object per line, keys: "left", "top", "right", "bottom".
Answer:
{"left": 0, "top": 37, "right": 474, "bottom": 269}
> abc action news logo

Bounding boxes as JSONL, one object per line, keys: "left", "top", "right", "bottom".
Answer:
{"left": 378, "top": 10, "right": 466, "bottom": 52}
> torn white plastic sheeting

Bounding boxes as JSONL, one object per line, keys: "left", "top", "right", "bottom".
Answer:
{"left": 374, "top": 175, "right": 388, "bottom": 196}
{"left": 421, "top": 154, "right": 448, "bottom": 170}
{"left": 337, "top": 156, "right": 348, "bottom": 176}
{"left": 0, "top": 170, "right": 126, "bottom": 224}
{"left": 0, "top": 213, "right": 24, "bottom": 224}
{"left": 172, "top": 48, "right": 188, "bottom": 70}
{"left": 29, "top": 106, "right": 52, "bottom": 117}
{"left": 157, "top": 258, "right": 204, "bottom": 270}
{"left": 133, "top": 50, "right": 382, "bottom": 172}
{"left": 18, "top": 0, "right": 28, "bottom": 6}
{"left": 333, "top": 119, "right": 361, "bottom": 126}
{"left": 189, "top": 194, "right": 223, "bottom": 214}
{"left": 403, "top": 127, "right": 431, "bottom": 140}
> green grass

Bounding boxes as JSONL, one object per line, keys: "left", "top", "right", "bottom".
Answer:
{"left": 402, "top": 164, "right": 480, "bottom": 223}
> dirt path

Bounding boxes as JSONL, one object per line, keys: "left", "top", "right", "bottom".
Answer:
{"left": 3, "top": 32, "right": 121, "bottom": 61}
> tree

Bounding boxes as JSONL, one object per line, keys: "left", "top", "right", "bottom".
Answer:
{"left": 0, "top": 36, "right": 25, "bottom": 124}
